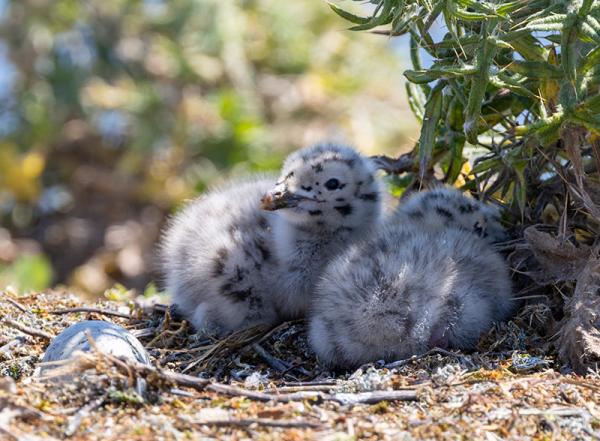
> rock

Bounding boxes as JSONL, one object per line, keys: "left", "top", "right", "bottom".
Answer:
{"left": 40, "top": 320, "right": 150, "bottom": 376}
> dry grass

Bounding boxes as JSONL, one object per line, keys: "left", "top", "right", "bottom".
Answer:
{"left": 1, "top": 289, "right": 600, "bottom": 440}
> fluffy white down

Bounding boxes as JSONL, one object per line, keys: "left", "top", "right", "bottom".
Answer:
{"left": 160, "top": 177, "right": 280, "bottom": 335}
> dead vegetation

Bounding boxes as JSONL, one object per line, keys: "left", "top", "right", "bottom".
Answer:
{"left": 1, "top": 289, "right": 600, "bottom": 440}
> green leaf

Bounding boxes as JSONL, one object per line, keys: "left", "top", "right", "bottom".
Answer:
{"left": 327, "top": 3, "right": 371, "bottom": 25}
{"left": 348, "top": 0, "right": 395, "bottom": 31}
{"left": 509, "top": 35, "right": 547, "bottom": 61}
{"left": 464, "top": 30, "right": 498, "bottom": 144}
{"left": 404, "top": 65, "right": 477, "bottom": 83}
{"left": 561, "top": 12, "right": 579, "bottom": 83}
{"left": 580, "top": 16, "right": 600, "bottom": 44}
{"left": 406, "top": 82, "right": 426, "bottom": 121}
{"left": 508, "top": 61, "right": 564, "bottom": 79}
{"left": 489, "top": 75, "right": 537, "bottom": 99}
{"left": 417, "top": 81, "right": 445, "bottom": 177}
{"left": 445, "top": 132, "right": 467, "bottom": 183}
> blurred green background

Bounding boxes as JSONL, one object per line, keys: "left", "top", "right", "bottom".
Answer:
{"left": 0, "top": 0, "right": 417, "bottom": 295}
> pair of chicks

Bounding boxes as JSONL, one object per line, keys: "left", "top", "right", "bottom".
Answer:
{"left": 160, "top": 144, "right": 513, "bottom": 369}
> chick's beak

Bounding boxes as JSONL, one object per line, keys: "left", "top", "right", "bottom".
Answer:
{"left": 261, "top": 188, "right": 302, "bottom": 211}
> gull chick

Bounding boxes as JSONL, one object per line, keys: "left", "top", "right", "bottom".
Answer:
{"left": 309, "top": 224, "right": 513, "bottom": 369}
{"left": 263, "top": 144, "right": 383, "bottom": 319}
{"left": 396, "top": 187, "right": 506, "bottom": 243}
{"left": 160, "top": 143, "right": 383, "bottom": 336}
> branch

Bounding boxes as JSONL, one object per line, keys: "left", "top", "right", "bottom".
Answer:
{"left": 191, "top": 417, "right": 323, "bottom": 429}
{"left": 370, "top": 153, "right": 414, "bottom": 175}
{"left": 2, "top": 319, "right": 54, "bottom": 340}
{"left": 48, "top": 307, "right": 132, "bottom": 320}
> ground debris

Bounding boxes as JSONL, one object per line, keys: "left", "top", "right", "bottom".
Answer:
{"left": 1, "top": 291, "right": 600, "bottom": 440}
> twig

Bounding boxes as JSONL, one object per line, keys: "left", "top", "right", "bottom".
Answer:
{"left": 518, "top": 407, "right": 587, "bottom": 417}
{"left": 384, "top": 347, "right": 466, "bottom": 369}
{"left": 129, "top": 328, "right": 155, "bottom": 339}
{"left": 255, "top": 320, "right": 304, "bottom": 345}
{"left": 251, "top": 343, "right": 290, "bottom": 372}
{"left": 2, "top": 319, "right": 53, "bottom": 340}
{"left": 329, "top": 390, "right": 418, "bottom": 405}
{"left": 62, "top": 352, "right": 419, "bottom": 405}
{"left": 205, "top": 383, "right": 323, "bottom": 403}
{"left": 0, "top": 337, "right": 26, "bottom": 356}
{"left": 91, "top": 352, "right": 211, "bottom": 391}
{"left": 283, "top": 380, "right": 337, "bottom": 387}
{"left": 264, "top": 385, "right": 337, "bottom": 393}
{"left": 207, "top": 384, "right": 418, "bottom": 404}
{"left": 370, "top": 153, "right": 414, "bottom": 175}
{"left": 3, "top": 297, "right": 28, "bottom": 313}
{"left": 192, "top": 417, "right": 323, "bottom": 429}
{"left": 582, "top": 427, "right": 600, "bottom": 441}
{"left": 181, "top": 325, "right": 267, "bottom": 374}
{"left": 48, "top": 307, "right": 132, "bottom": 320}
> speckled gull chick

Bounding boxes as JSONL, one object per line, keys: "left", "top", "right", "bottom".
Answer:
{"left": 160, "top": 143, "right": 383, "bottom": 336}
{"left": 309, "top": 191, "right": 513, "bottom": 369}
{"left": 395, "top": 186, "right": 506, "bottom": 243}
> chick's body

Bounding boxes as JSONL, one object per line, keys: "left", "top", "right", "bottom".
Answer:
{"left": 161, "top": 178, "right": 280, "bottom": 335}
{"left": 309, "top": 224, "right": 513, "bottom": 369}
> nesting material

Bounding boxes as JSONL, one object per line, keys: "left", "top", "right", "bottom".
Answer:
{"left": 1, "top": 292, "right": 600, "bottom": 440}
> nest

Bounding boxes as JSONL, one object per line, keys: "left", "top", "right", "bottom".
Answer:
{"left": 1, "top": 288, "right": 600, "bottom": 440}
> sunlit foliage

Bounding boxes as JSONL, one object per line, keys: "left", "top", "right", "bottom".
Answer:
{"left": 0, "top": 0, "right": 415, "bottom": 292}
{"left": 332, "top": 0, "right": 600, "bottom": 214}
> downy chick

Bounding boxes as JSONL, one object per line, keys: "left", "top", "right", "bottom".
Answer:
{"left": 262, "top": 144, "right": 383, "bottom": 319}
{"left": 160, "top": 143, "right": 383, "bottom": 336}
{"left": 396, "top": 187, "right": 506, "bottom": 243}
{"left": 309, "top": 224, "right": 513, "bottom": 369}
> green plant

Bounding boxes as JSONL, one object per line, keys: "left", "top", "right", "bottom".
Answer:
{"left": 331, "top": 0, "right": 600, "bottom": 215}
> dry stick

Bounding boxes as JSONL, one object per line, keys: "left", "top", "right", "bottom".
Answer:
{"left": 251, "top": 343, "right": 290, "bottom": 373}
{"left": 0, "top": 337, "right": 26, "bottom": 355}
{"left": 182, "top": 326, "right": 268, "bottom": 374}
{"left": 255, "top": 320, "right": 304, "bottom": 345}
{"left": 2, "top": 297, "right": 28, "bottom": 313}
{"left": 115, "top": 359, "right": 211, "bottom": 392}
{"left": 264, "top": 385, "right": 338, "bottom": 393}
{"left": 329, "top": 390, "right": 418, "bottom": 405}
{"left": 369, "top": 153, "right": 414, "bottom": 175}
{"left": 2, "top": 319, "right": 54, "bottom": 340}
{"left": 384, "top": 347, "right": 466, "bottom": 369}
{"left": 207, "top": 384, "right": 418, "bottom": 404}
{"left": 206, "top": 383, "right": 323, "bottom": 403}
{"left": 48, "top": 307, "right": 132, "bottom": 320}
{"left": 72, "top": 352, "right": 418, "bottom": 404}
{"left": 283, "top": 380, "right": 337, "bottom": 387}
{"left": 191, "top": 418, "right": 323, "bottom": 429}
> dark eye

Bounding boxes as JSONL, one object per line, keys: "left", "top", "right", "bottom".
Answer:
{"left": 324, "top": 178, "right": 340, "bottom": 190}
